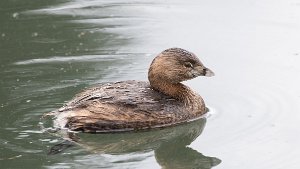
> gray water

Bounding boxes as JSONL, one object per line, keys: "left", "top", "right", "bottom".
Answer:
{"left": 1, "top": 0, "right": 300, "bottom": 168}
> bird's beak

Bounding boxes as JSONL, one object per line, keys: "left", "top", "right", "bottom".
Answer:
{"left": 192, "top": 66, "right": 215, "bottom": 78}
{"left": 204, "top": 67, "right": 214, "bottom": 77}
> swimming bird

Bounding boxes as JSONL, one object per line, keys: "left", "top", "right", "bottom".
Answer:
{"left": 46, "top": 48, "right": 214, "bottom": 133}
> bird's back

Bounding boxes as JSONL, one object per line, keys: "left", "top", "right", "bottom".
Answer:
{"left": 51, "top": 80, "right": 204, "bottom": 133}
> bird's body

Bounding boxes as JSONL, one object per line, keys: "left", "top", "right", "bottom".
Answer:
{"left": 47, "top": 48, "right": 214, "bottom": 133}
{"left": 52, "top": 80, "right": 206, "bottom": 133}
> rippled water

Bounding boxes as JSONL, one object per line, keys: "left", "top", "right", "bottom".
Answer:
{"left": 1, "top": 0, "right": 300, "bottom": 168}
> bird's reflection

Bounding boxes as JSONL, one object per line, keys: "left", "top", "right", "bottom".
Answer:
{"left": 47, "top": 118, "right": 221, "bottom": 169}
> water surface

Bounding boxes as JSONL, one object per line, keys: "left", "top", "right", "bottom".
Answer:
{"left": 1, "top": 0, "right": 300, "bottom": 168}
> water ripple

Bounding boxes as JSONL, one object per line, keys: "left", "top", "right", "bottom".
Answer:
{"left": 194, "top": 81, "right": 300, "bottom": 169}
{"left": 14, "top": 55, "right": 125, "bottom": 65}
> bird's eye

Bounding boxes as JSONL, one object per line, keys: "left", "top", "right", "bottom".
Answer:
{"left": 184, "top": 62, "right": 193, "bottom": 68}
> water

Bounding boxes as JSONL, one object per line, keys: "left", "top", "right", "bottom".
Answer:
{"left": 1, "top": 0, "right": 300, "bottom": 168}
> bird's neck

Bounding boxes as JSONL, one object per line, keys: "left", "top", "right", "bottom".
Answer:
{"left": 149, "top": 79, "right": 205, "bottom": 112}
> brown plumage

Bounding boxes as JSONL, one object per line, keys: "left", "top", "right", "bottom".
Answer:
{"left": 46, "top": 48, "right": 214, "bottom": 133}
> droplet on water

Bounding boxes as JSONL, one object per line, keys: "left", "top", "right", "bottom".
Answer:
{"left": 77, "top": 32, "right": 86, "bottom": 38}
{"left": 32, "top": 32, "right": 38, "bottom": 37}
{"left": 12, "top": 12, "right": 19, "bottom": 18}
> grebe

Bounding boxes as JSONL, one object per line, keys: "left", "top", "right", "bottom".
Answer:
{"left": 46, "top": 48, "right": 214, "bottom": 133}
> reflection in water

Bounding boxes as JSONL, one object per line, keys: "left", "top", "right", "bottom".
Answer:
{"left": 154, "top": 120, "right": 221, "bottom": 169}
{"left": 47, "top": 118, "right": 220, "bottom": 168}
